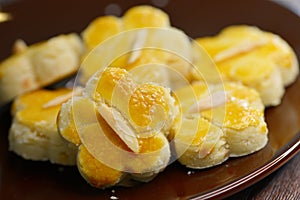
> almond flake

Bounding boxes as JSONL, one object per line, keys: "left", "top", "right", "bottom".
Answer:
{"left": 187, "top": 91, "right": 229, "bottom": 114}
{"left": 98, "top": 103, "right": 140, "bottom": 153}
{"left": 13, "top": 39, "right": 28, "bottom": 54}
{"left": 128, "top": 29, "right": 148, "bottom": 64}
{"left": 214, "top": 40, "right": 267, "bottom": 62}
{"left": 42, "top": 87, "right": 83, "bottom": 109}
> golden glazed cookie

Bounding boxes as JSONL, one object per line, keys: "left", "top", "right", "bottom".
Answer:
{"left": 85, "top": 67, "right": 179, "bottom": 136}
{"left": 9, "top": 89, "right": 77, "bottom": 165}
{"left": 80, "top": 5, "right": 193, "bottom": 89}
{"left": 195, "top": 25, "right": 299, "bottom": 106}
{"left": 174, "top": 115, "right": 229, "bottom": 169}
{"left": 57, "top": 67, "right": 177, "bottom": 188}
{"left": 173, "top": 81, "right": 268, "bottom": 169}
{"left": 0, "top": 34, "right": 84, "bottom": 105}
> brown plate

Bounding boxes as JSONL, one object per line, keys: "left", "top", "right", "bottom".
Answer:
{"left": 0, "top": 0, "right": 300, "bottom": 199}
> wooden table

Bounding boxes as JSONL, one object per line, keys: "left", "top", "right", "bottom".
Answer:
{"left": 226, "top": 153, "right": 300, "bottom": 199}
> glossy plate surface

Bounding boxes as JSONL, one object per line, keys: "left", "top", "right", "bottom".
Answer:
{"left": 0, "top": 0, "right": 299, "bottom": 199}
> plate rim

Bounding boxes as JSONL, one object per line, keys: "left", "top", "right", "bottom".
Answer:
{"left": 190, "top": 131, "right": 300, "bottom": 199}
{"left": 1, "top": 0, "right": 300, "bottom": 199}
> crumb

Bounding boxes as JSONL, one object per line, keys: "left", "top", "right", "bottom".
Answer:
{"left": 187, "top": 170, "right": 195, "bottom": 176}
